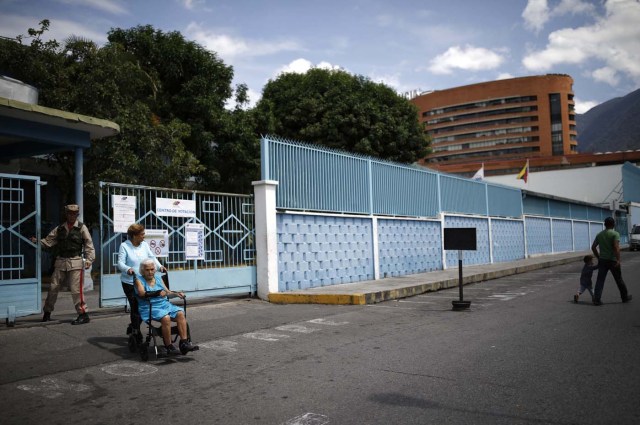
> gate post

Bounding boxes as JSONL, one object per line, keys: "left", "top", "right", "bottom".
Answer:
{"left": 253, "top": 180, "right": 279, "bottom": 300}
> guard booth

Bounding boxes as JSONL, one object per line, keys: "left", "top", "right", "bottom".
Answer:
{"left": 0, "top": 76, "right": 119, "bottom": 325}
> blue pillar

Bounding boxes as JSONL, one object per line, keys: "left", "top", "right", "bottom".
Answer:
{"left": 75, "top": 147, "right": 84, "bottom": 221}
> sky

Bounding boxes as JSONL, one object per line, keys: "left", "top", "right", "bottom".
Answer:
{"left": 1, "top": 0, "right": 639, "bottom": 113}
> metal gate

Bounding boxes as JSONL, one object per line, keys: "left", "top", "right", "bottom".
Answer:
{"left": 0, "top": 173, "right": 41, "bottom": 323}
{"left": 99, "top": 182, "right": 256, "bottom": 307}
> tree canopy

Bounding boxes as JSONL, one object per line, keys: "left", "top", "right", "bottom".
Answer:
{"left": 255, "top": 68, "right": 430, "bottom": 163}
{"left": 1, "top": 21, "right": 430, "bottom": 222}
{"left": 0, "top": 22, "right": 259, "bottom": 208}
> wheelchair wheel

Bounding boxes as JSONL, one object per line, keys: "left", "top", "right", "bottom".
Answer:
{"left": 127, "top": 334, "right": 137, "bottom": 353}
{"left": 139, "top": 343, "right": 149, "bottom": 362}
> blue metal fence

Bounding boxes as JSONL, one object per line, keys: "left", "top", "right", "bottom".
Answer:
{"left": 262, "top": 135, "right": 612, "bottom": 221}
{"left": 259, "top": 136, "right": 635, "bottom": 291}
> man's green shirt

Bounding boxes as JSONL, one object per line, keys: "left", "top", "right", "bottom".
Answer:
{"left": 595, "top": 228, "right": 620, "bottom": 261}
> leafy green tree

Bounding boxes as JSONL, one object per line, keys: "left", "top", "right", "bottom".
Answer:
{"left": 1, "top": 22, "right": 261, "bottom": 206}
{"left": 210, "top": 84, "right": 261, "bottom": 193}
{"left": 105, "top": 25, "right": 236, "bottom": 186}
{"left": 255, "top": 68, "right": 430, "bottom": 163}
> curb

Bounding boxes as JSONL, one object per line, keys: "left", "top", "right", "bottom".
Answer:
{"left": 268, "top": 256, "right": 584, "bottom": 305}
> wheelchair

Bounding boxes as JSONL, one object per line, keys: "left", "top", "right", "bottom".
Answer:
{"left": 126, "top": 272, "right": 198, "bottom": 361}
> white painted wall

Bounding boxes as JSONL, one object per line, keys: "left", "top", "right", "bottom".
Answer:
{"left": 484, "top": 164, "right": 623, "bottom": 205}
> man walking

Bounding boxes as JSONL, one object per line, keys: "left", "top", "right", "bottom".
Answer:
{"left": 33, "top": 204, "right": 95, "bottom": 324}
{"left": 591, "top": 216, "right": 632, "bottom": 306}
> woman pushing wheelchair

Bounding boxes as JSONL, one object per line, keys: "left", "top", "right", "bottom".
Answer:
{"left": 134, "top": 258, "right": 198, "bottom": 356}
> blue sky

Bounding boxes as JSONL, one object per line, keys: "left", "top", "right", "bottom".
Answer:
{"left": 1, "top": 0, "right": 639, "bottom": 113}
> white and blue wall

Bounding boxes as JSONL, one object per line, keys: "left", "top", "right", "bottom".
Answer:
{"left": 252, "top": 136, "right": 617, "bottom": 299}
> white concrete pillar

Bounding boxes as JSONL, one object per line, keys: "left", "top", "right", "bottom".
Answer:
{"left": 371, "top": 216, "right": 380, "bottom": 280}
{"left": 252, "top": 180, "right": 279, "bottom": 300}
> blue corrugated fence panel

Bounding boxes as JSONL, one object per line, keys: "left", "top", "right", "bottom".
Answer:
{"left": 487, "top": 185, "right": 523, "bottom": 218}
{"left": 267, "top": 138, "right": 370, "bottom": 213}
{"left": 440, "top": 175, "right": 487, "bottom": 215}
{"left": 523, "top": 196, "right": 548, "bottom": 216}
{"left": 371, "top": 162, "right": 439, "bottom": 217}
{"left": 549, "top": 199, "right": 571, "bottom": 218}
{"left": 587, "top": 206, "right": 604, "bottom": 221}
{"left": 571, "top": 204, "right": 589, "bottom": 220}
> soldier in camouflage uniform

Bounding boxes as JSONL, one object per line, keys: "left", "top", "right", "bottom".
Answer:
{"left": 35, "top": 204, "right": 95, "bottom": 324}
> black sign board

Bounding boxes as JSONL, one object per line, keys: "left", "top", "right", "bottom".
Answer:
{"left": 444, "top": 228, "right": 477, "bottom": 251}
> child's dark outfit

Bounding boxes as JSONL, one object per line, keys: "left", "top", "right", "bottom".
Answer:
{"left": 575, "top": 263, "right": 598, "bottom": 303}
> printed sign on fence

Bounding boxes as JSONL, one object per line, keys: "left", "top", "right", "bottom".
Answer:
{"left": 144, "top": 229, "right": 169, "bottom": 258}
{"left": 156, "top": 198, "right": 196, "bottom": 217}
{"left": 185, "top": 223, "right": 205, "bottom": 260}
{"left": 112, "top": 195, "right": 136, "bottom": 233}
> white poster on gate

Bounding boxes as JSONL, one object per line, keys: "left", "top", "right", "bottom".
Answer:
{"left": 185, "top": 223, "right": 205, "bottom": 260}
{"left": 112, "top": 195, "right": 136, "bottom": 233}
{"left": 144, "top": 229, "right": 169, "bottom": 258}
{"left": 155, "top": 197, "right": 196, "bottom": 217}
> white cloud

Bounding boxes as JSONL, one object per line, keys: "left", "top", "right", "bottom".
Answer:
{"left": 496, "top": 72, "right": 515, "bottom": 80}
{"left": 592, "top": 67, "right": 620, "bottom": 86}
{"left": 179, "top": 0, "right": 208, "bottom": 10}
{"left": 428, "top": 45, "right": 506, "bottom": 75}
{"left": 553, "top": 0, "right": 597, "bottom": 16}
{"left": 57, "top": 0, "right": 128, "bottom": 15}
{"left": 522, "top": 0, "right": 549, "bottom": 32}
{"left": 184, "top": 22, "right": 302, "bottom": 62}
{"left": 274, "top": 58, "right": 341, "bottom": 77}
{"left": 574, "top": 97, "right": 599, "bottom": 114}
{"left": 522, "top": 0, "right": 640, "bottom": 86}
{"left": 369, "top": 73, "right": 402, "bottom": 90}
{"left": 522, "top": 0, "right": 596, "bottom": 32}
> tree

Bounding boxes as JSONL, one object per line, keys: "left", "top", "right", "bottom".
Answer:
{"left": 105, "top": 25, "right": 236, "bottom": 188}
{"left": 1, "top": 22, "right": 261, "bottom": 201}
{"left": 255, "top": 68, "right": 430, "bottom": 163}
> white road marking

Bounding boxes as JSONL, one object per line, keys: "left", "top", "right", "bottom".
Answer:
{"left": 282, "top": 412, "right": 330, "bottom": 425}
{"left": 307, "top": 318, "right": 349, "bottom": 326}
{"left": 486, "top": 292, "right": 527, "bottom": 301}
{"left": 243, "top": 332, "right": 290, "bottom": 341}
{"left": 398, "top": 300, "right": 436, "bottom": 304}
{"left": 275, "top": 324, "right": 319, "bottom": 333}
{"left": 101, "top": 361, "right": 158, "bottom": 377}
{"left": 199, "top": 340, "right": 238, "bottom": 352}
{"left": 17, "top": 378, "right": 91, "bottom": 399}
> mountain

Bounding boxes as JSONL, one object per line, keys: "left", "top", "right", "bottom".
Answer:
{"left": 576, "top": 88, "right": 640, "bottom": 153}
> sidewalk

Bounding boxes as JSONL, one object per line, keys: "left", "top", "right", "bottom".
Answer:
{"left": 5, "top": 251, "right": 586, "bottom": 328}
{"left": 269, "top": 251, "right": 588, "bottom": 305}
{"left": 6, "top": 282, "right": 242, "bottom": 329}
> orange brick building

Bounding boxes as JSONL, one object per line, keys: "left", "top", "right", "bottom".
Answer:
{"left": 411, "top": 74, "right": 579, "bottom": 175}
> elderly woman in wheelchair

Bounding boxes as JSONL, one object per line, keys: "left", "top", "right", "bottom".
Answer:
{"left": 134, "top": 258, "right": 198, "bottom": 357}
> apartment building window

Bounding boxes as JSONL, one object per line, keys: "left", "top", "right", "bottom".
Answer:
{"left": 549, "top": 93, "right": 564, "bottom": 155}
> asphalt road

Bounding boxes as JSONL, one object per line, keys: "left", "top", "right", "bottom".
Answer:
{"left": 1, "top": 252, "right": 639, "bottom": 425}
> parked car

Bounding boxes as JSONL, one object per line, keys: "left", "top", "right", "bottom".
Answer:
{"left": 631, "top": 225, "right": 640, "bottom": 251}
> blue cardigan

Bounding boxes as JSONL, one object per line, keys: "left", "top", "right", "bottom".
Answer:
{"left": 117, "top": 240, "right": 163, "bottom": 285}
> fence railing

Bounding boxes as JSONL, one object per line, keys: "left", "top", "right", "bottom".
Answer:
{"left": 99, "top": 182, "right": 256, "bottom": 307}
{"left": 261, "top": 135, "right": 615, "bottom": 222}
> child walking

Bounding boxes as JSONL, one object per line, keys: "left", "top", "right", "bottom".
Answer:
{"left": 575, "top": 255, "right": 598, "bottom": 303}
